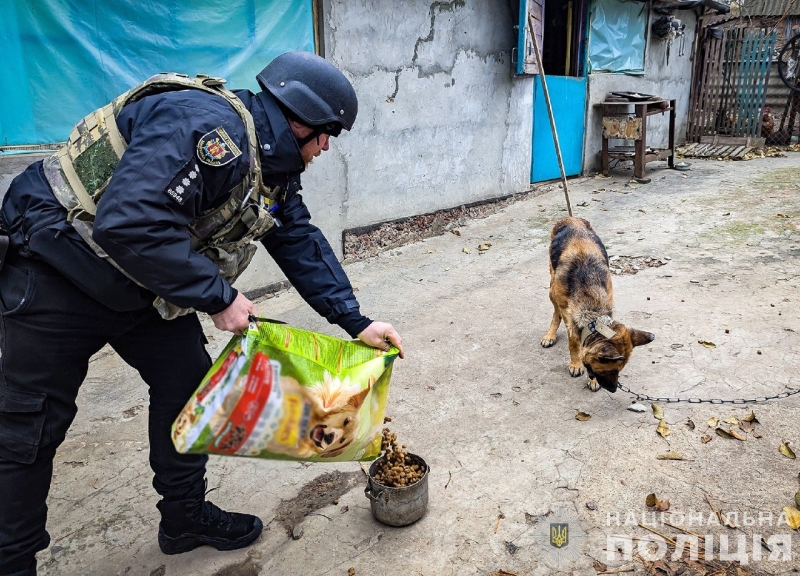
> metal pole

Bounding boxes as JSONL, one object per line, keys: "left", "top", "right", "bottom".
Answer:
{"left": 527, "top": 12, "right": 573, "bottom": 217}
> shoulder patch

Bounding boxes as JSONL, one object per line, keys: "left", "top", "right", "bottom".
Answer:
{"left": 165, "top": 160, "right": 202, "bottom": 205}
{"left": 197, "top": 127, "right": 242, "bottom": 167}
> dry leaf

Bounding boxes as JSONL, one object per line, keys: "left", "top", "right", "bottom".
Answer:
{"left": 656, "top": 419, "right": 670, "bottom": 438}
{"left": 698, "top": 340, "right": 716, "bottom": 348}
{"left": 724, "top": 417, "right": 739, "bottom": 425}
{"left": 451, "top": 229, "right": 461, "bottom": 236}
{"left": 780, "top": 443, "right": 797, "bottom": 459}
{"left": 577, "top": 201, "right": 588, "bottom": 207}
{"left": 575, "top": 411, "right": 592, "bottom": 421}
{"left": 701, "top": 434, "right": 712, "bottom": 444}
{"left": 753, "top": 430, "right": 763, "bottom": 439}
{"left": 657, "top": 451, "right": 686, "bottom": 460}
{"left": 462, "top": 247, "right": 471, "bottom": 254}
{"left": 743, "top": 411, "right": 759, "bottom": 423}
{"left": 716, "top": 428, "right": 736, "bottom": 440}
{"left": 686, "top": 419, "right": 696, "bottom": 430}
{"left": 707, "top": 417, "right": 719, "bottom": 427}
{"left": 593, "top": 559, "right": 608, "bottom": 572}
{"left": 728, "top": 427, "right": 746, "bottom": 441}
{"left": 783, "top": 506, "right": 800, "bottom": 530}
{"left": 646, "top": 493, "right": 671, "bottom": 512}
{"left": 795, "top": 490, "right": 800, "bottom": 508}
{"left": 478, "top": 243, "right": 492, "bottom": 251}
{"left": 740, "top": 421, "right": 755, "bottom": 433}
{"left": 720, "top": 511, "right": 738, "bottom": 528}
{"left": 651, "top": 403, "right": 665, "bottom": 420}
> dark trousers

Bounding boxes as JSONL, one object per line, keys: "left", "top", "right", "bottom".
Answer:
{"left": 0, "top": 255, "right": 211, "bottom": 575}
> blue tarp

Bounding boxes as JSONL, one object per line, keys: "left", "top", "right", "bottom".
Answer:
{"left": 588, "top": 0, "right": 647, "bottom": 74}
{"left": 0, "top": 0, "right": 314, "bottom": 146}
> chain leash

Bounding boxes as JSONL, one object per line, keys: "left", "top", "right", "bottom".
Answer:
{"left": 616, "top": 383, "right": 800, "bottom": 404}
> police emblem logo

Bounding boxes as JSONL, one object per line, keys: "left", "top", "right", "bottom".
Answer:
{"left": 535, "top": 504, "right": 586, "bottom": 569}
{"left": 550, "top": 522, "right": 569, "bottom": 549}
{"left": 197, "top": 127, "right": 242, "bottom": 166}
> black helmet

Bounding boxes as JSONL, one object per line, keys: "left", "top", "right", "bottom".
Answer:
{"left": 257, "top": 51, "right": 357, "bottom": 137}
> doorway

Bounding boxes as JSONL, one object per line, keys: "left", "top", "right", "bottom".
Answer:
{"left": 531, "top": 0, "right": 589, "bottom": 182}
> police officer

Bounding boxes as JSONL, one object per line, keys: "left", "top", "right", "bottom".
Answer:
{"left": 0, "top": 51, "right": 404, "bottom": 575}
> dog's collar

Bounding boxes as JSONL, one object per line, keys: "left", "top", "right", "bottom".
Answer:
{"left": 581, "top": 314, "right": 617, "bottom": 345}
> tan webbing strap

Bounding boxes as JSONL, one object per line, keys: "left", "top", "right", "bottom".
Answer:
{"left": 102, "top": 103, "right": 128, "bottom": 158}
{"left": 54, "top": 148, "right": 98, "bottom": 216}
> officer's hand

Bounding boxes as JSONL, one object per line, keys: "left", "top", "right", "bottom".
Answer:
{"left": 357, "top": 322, "right": 404, "bottom": 359}
{"left": 211, "top": 293, "right": 256, "bottom": 335}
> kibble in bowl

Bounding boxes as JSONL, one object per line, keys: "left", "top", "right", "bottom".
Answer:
{"left": 370, "top": 428, "right": 425, "bottom": 488}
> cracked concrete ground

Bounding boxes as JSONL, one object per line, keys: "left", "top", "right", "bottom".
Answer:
{"left": 4, "top": 153, "right": 800, "bottom": 575}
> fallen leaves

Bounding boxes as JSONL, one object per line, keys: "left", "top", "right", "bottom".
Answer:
{"left": 651, "top": 403, "right": 665, "bottom": 421}
{"left": 646, "top": 493, "right": 671, "bottom": 512}
{"left": 657, "top": 451, "right": 686, "bottom": 460}
{"left": 651, "top": 403, "right": 670, "bottom": 438}
{"left": 704, "top": 493, "right": 737, "bottom": 528}
{"left": 697, "top": 340, "right": 716, "bottom": 348}
{"left": 715, "top": 428, "right": 744, "bottom": 441}
{"left": 701, "top": 434, "right": 712, "bottom": 444}
{"left": 462, "top": 247, "right": 471, "bottom": 254}
{"left": 783, "top": 506, "right": 800, "bottom": 530}
{"left": 707, "top": 417, "right": 719, "bottom": 427}
{"left": 575, "top": 411, "right": 592, "bottom": 421}
{"left": 478, "top": 243, "right": 492, "bottom": 252}
{"left": 779, "top": 442, "right": 796, "bottom": 459}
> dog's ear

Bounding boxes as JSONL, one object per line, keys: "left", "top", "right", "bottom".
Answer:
{"left": 347, "top": 382, "right": 371, "bottom": 410}
{"left": 630, "top": 329, "right": 655, "bottom": 347}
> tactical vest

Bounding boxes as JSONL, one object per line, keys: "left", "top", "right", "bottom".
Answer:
{"left": 43, "top": 73, "right": 278, "bottom": 319}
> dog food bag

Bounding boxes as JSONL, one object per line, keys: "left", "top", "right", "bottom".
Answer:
{"left": 172, "top": 322, "right": 399, "bottom": 462}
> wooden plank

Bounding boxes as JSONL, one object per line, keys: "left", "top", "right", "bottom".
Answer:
{"left": 756, "top": 31, "right": 777, "bottom": 138}
{"left": 730, "top": 145, "right": 746, "bottom": 157}
{"left": 699, "top": 135, "right": 765, "bottom": 146}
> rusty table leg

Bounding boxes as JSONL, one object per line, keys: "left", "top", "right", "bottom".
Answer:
{"left": 668, "top": 99, "right": 676, "bottom": 169}
{"left": 634, "top": 103, "right": 647, "bottom": 179}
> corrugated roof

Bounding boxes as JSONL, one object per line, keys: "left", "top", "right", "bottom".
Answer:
{"left": 742, "top": 0, "right": 800, "bottom": 16}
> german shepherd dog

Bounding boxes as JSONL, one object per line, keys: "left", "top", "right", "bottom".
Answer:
{"left": 541, "top": 217, "right": 654, "bottom": 392}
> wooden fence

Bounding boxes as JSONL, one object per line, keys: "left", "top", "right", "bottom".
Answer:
{"left": 687, "top": 26, "right": 777, "bottom": 143}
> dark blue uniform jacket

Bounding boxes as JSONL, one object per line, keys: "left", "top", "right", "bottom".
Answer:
{"left": 0, "top": 89, "right": 371, "bottom": 338}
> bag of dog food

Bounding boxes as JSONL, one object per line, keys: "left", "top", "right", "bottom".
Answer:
{"left": 172, "top": 321, "right": 399, "bottom": 462}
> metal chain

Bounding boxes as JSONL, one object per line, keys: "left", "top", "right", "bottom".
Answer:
{"left": 616, "top": 382, "right": 800, "bottom": 404}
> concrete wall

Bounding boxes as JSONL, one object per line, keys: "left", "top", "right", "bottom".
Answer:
{"left": 582, "top": 9, "right": 698, "bottom": 174}
{"left": 237, "top": 0, "right": 534, "bottom": 292}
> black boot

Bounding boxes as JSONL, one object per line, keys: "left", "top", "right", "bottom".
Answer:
{"left": 156, "top": 480, "right": 263, "bottom": 555}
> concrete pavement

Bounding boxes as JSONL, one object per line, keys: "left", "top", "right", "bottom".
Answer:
{"left": 5, "top": 153, "right": 800, "bottom": 575}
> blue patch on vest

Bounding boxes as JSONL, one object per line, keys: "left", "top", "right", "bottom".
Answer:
{"left": 164, "top": 160, "right": 202, "bottom": 205}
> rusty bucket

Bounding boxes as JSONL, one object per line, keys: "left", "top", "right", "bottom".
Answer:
{"left": 364, "top": 453, "right": 429, "bottom": 527}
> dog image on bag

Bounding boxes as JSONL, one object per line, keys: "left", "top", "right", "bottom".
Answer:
{"left": 268, "top": 373, "right": 374, "bottom": 459}
{"left": 541, "top": 217, "right": 655, "bottom": 392}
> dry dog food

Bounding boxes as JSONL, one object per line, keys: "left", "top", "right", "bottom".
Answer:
{"left": 172, "top": 322, "right": 399, "bottom": 462}
{"left": 371, "top": 429, "right": 425, "bottom": 487}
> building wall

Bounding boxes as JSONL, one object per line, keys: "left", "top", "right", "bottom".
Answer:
{"left": 582, "top": 9, "right": 699, "bottom": 174}
{"left": 236, "top": 0, "right": 534, "bottom": 293}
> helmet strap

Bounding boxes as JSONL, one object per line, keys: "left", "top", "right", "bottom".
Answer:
{"left": 296, "top": 128, "right": 324, "bottom": 149}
